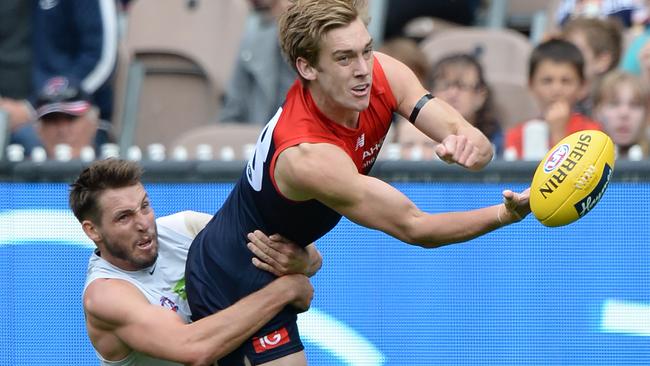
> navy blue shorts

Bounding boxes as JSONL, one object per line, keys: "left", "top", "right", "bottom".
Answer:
{"left": 185, "top": 228, "right": 304, "bottom": 365}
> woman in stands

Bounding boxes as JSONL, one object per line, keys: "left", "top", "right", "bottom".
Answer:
{"left": 429, "top": 53, "right": 504, "bottom": 157}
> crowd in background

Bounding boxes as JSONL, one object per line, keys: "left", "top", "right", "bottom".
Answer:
{"left": 2, "top": 0, "right": 650, "bottom": 162}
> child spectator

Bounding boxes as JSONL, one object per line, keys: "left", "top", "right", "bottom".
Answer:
{"left": 504, "top": 39, "right": 602, "bottom": 160}
{"left": 562, "top": 16, "right": 623, "bottom": 115}
{"left": 377, "top": 37, "right": 432, "bottom": 158}
{"left": 429, "top": 54, "right": 504, "bottom": 157}
{"left": 593, "top": 70, "right": 649, "bottom": 160}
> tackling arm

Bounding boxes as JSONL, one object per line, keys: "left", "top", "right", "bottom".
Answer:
{"left": 84, "top": 275, "right": 312, "bottom": 366}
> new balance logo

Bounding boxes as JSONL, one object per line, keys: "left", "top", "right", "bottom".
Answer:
{"left": 252, "top": 327, "right": 290, "bottom": 353}
{"left": 355, "top": 134, "right": 365, "bottom": 150}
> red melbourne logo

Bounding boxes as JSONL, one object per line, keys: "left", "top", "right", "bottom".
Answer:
{"left": 544, "top": 144, "right": 570, "bottom": 173}
{"left": 252, "top": 327, "right": 290, "bottom": 353}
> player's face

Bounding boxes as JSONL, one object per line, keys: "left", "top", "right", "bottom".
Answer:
{"left": 311, "top": 17, "right": 374, "bottom": 118}
{"left": 595, "top": 84, "right": 647, "bottom": 147}
{"left": 529, "top": 60, "right": 582, "bottom": 112}
{"left": 94, "top": 184, "right": 158, "bottom": 271}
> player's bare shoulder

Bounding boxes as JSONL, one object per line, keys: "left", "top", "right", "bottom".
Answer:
{"left": 84, "top": 279, "right": 144, "bottom": 324}
{"left": 275, "top": 143, "right": 356, "bottom": 200}
{"left": 373, "top": 51, "right": 426, "bottom": 109}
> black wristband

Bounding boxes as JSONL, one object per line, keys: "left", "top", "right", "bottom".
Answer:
{"left": 408, "top": 93, "right": 434, "bottom": 124}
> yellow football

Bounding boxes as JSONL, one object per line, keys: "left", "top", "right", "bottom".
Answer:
{"left": 530, "top": 130, "right": 615, "bottom": 227}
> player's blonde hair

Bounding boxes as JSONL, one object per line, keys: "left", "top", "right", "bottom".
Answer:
{"left": 278, "top": 0, "right": 369, "bottom": 77}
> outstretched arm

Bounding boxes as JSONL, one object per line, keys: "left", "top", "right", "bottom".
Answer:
{"left": 275, "top": 143, "right": 529, "bottom": 248}
{"left": 376, "top": 51, "right": 493, "bottom": 170}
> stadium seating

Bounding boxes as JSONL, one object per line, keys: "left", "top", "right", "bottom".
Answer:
{"left": 113, "top": 0, "right": 250, "bottom": 151}
{"left": 170, "top": 123, "right": 262, "bottom": 161}
{"left": 490, "top": 78, "right": 540, "bottom": 129}
{"left": 420, "top": 26, "right": 533, "bottom": 86}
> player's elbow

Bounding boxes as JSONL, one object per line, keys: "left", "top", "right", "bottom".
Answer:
{"left": 183, "top": 346, "right": 226, "bottom": 366}
{"left": 186, "top": 355, "right": 212, "bottom": 366}
{"left": 395, "top": 211, "right": 429, "bottom": 246}
{"left": 396, "top": 212, "right": 456, "bottom": 249}
{"left": 179, "top": 336, "right": 230, "bottom": 366}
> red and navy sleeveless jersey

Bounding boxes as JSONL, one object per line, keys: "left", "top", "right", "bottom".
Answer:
{"left": 243, "top": 57, "right": 397, "bottom": 244}
{"left": 194, "top": 58, "right": 397, "bottom": 284}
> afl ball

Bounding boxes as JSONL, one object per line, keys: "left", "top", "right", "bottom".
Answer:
{"left": 530, "top": 130, "right": 615, "bottom": 227}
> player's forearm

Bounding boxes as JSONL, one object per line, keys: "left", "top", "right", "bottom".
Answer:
{"left": 407, "top": 204, "right": 512, "bottom": 248}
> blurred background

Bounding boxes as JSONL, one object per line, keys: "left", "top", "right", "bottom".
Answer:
{"left": 2, "top": 0, "right": 650, "bottom": 365}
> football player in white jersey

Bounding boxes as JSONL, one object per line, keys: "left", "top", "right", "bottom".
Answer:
{"left": 72, "top": 158, "right": 321, "bottom": 366}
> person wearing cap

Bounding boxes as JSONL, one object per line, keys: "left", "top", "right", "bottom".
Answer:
{"left": 4, "top": 0, "right": 118, "bottom": 154}
{"left": 33, "top": 0, "right": 118, "bottom": 121}
{"left": 10, "top": 76, "right": 112, "bottom": 160}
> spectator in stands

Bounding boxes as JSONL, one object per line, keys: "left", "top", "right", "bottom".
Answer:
{"left": 619, "top": 0, "right": 650, "bottom": 83}
{"left": 12, "top": 76, "right": 112, "bottom": 159}
{"left": 377, "top": 37, "right": 431, "bottom": 154}
{"left": 382, "top": 0, "right": 480, "bottom": 40}
{"left": 218, "top": 0, "right": 295, "bottom": 125}
{"left": 561, "top": 16, "right": 623, "bottom": 116}
{"left": 6, "top": 0, "right": 118, "bottom": 153}
{"left": 429, "top": 54, "right": 504, "bottom": 157}
{"left": 393, "top": 120, "right": 437, "bottom": 160}
{"left": 0, "top": 0, "right": 35, "bottom": 146}
{"left": 593, "top": 70, "right": 650, "bottom": 160}
{"left": 620, "top": 30, "right": 650, "bottom": 77}
{"left": 33, "top": 0, "right": 118, "bottom": 122}
{"left": 555, "top": 0, "right": 647, "bottom": 28}
{"left": 504, "top": 39, "right": 602, "bottom": 160}
{"left": 0, "top": 0, "right": 32, "bottom": 101}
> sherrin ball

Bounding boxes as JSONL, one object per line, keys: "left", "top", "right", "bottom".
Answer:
{"left": 530, "top": 130, "right": 615, "bottom": 227}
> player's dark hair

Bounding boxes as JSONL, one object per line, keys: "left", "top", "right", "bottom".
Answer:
{"left": 69, "top": 158, "right": 143, "bottom": 223}
{"left": 529, "top": 39, "right": 585, "bottom": 82}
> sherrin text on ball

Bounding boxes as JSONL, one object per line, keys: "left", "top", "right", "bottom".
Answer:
{"left": 530, "top": 130, "right": 615, "bottom": 227}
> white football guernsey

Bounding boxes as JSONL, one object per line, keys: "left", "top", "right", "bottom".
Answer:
{"left": 83, "top": 212, "right": 195, "bottom": 366}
